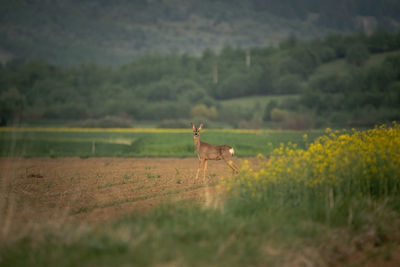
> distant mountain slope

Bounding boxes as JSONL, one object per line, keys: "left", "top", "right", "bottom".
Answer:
{"left": 1, "top": 0, "right": 399, "bottom": 65}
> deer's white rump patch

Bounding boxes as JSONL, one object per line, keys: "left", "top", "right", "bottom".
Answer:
{"left": 229, "top": 148, "right": 234, "bottom": 155}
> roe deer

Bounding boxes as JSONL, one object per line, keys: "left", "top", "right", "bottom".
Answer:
{"left": 191, "top": 122, "right": 239, "bottom": 180}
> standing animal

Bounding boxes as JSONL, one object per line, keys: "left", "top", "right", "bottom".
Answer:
{"left": 191, "top": 122, "right": 239, "bottom": 180}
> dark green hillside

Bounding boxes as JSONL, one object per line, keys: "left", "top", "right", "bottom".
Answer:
{"left": 1, "top": 0, "right": 400, "bottom": 65}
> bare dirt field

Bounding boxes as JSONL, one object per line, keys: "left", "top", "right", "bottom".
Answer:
{"left": 0, "top": 157, "right": 255, "bottom": 240}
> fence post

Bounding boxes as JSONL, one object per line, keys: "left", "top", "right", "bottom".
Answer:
{"left": 92, "top": 140, "right": 96, "bottom": 155}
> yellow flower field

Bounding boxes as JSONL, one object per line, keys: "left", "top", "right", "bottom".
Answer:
{"left": 230, "top": 123, "right": 400, "bottom": 201}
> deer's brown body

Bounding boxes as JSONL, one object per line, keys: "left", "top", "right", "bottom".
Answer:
{"left": 191, "top": 123, "right": 238, "bottom": 180}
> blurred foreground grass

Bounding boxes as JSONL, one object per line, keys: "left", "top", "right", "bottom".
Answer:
{"left": 0, "top": 127, "right": 325, "bottom": 157}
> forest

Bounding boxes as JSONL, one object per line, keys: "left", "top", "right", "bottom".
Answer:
{"left": 1, "top": 31, "right": 400, "bottom": 129}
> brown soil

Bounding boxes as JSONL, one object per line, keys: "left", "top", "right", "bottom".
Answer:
{"left": 0, "top": 157, "right": 255, "bottom": 241}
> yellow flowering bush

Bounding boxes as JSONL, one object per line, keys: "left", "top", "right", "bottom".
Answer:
{"left": 230, "top": 123, "right": 400, "bottom": 204}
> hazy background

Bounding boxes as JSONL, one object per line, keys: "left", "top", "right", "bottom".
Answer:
{"left": 1, "top": 0, "right": 400, "bottom": 129}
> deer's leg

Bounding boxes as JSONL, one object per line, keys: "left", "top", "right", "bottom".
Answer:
{"left": 223, "top": 156, "right": 239, "bottom": 173}
{"left": 231, "top": 161, "right": 239, "bottom": 173}
{"left": 230, "top": 158, "right": 239, "bottom": 173}
{"left": 203, "top": 159, "right": 208, "bottom": 180}
{"left": 195, "top": 159, "right": 204, "bottom": 180}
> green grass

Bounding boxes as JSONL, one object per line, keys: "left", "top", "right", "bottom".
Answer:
{"left": 314, "top": 49, "right": 400, "bottom": 76}
{"left": 364, "top": 50, "right": 400, "bottom": 67}
{"left": 0, "top": 129, "right": 325, "bottom": 158}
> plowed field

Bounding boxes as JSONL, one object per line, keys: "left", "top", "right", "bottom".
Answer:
{"left": 0, "top": 157, "right": 254, "bottom": 239}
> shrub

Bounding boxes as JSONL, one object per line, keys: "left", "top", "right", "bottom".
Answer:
{"left": 139, "top": 101, "right": 190, "bottom": 120}
{"left": 270, "top": 108, "right": 289, "bottom": 122}
{"left": 276, "top": 74, "right": 304, "bottom": 94}
{"left": 263, "top": 100, "right": 278, "bottom": 121}
{"left": 309, "top": 72, "right": 349, "bottom": 94}
{"left": 43, "top": 103, "right": 89, "bottom": 120}
{"left": 281, "top": 114, "right": 312, "bottom": 130}
{"left": 346, "top": 43, "right": 370, "bottom": 66}
{"left": 218, "top": 105, "right": 252, "bottom": 128}
{"left": 191, "top": 104, "right": 217, "bottom": 120}
{"left": 0, "top": 87, "right": 26, "bottom": 125}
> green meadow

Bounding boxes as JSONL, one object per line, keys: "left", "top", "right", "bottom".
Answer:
{"left": 0, "top": 128, "right": 325, "bottom": 158}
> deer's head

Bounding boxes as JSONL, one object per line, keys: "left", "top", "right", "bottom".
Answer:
{"left": 191, "top": 122, "right": 203, "bottom": 137}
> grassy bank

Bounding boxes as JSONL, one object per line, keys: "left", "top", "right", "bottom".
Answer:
{"left": 1, "top": 199, "right": 399, "bottom": 266}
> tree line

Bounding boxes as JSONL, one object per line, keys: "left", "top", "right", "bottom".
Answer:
{"left": 1, "top": 30, "right": 400, "bottom": 128}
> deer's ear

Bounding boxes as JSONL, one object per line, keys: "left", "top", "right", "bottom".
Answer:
{"left": 199, "top": 123, "right": 203, "bottom": 130}
{"left": 190, "top": 122, "right": 195, "bottom": 130}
